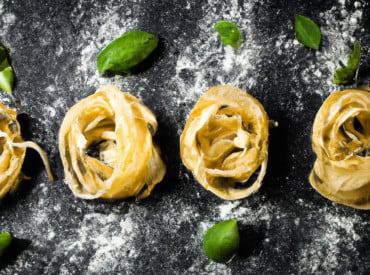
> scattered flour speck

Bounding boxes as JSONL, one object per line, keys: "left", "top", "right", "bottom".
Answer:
{"left": 44, "top": 106, "right": 56, "bottom": 118}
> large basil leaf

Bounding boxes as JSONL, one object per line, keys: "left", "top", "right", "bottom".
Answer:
{"left": 97, "top": 30, "right": 158, "bottom": 74}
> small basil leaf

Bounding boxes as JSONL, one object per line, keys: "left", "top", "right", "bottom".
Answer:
{"left": 334, "top": 41, "right": 361, "bottom": 85}
{"left": 346, "top": 41, "right": 360, "bottom": 70}
{"left": 334, "top": 67, "right": 356, "bottom": 85}
{"left": 0, "top": 66, "right": 14, "bottom": 94}
{"left": 203, "top": 219, "right": 240, "bottom": 263}
{"left": 215, "top": 21, "right": 243, "bottom": 49}
{"left": 97, "top": 30, "right": 159, "bottom": 74}
{"left": 0, "top": 231, "right": 12, "bottom": 255}
{"left": 294, "top": 14, "right": 321, "bottom": 50}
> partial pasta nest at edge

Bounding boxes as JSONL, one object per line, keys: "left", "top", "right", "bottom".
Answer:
{"left": 310, "top": 89, "right": 370, "bottom": 209}
{"left": 0, "top": 102, "right": 53, "bottom": 199}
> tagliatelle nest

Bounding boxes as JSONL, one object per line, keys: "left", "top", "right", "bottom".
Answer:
{"left": 58, "top": 85, "right": 166, "bottom": 200}
{"left": 310, "top": 89, "right": 370, "bottom": 209}
{"left": 180, "top": 85, "right": 269, "bottom": 200}
{"left": 0, "top": 103, "right": 53, "bottom": 199}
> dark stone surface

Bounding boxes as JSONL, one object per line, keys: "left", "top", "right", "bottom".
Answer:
{"left": 0, "top": 0, "right": 369, "bottom": 274}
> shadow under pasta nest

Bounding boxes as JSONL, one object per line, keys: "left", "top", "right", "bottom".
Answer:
{"left": 150, "top": 114, "right": 184, "bottom": 200}
{"left": 260, "top": 114, "right": 291, "bottom": 195}
{"left": 0, "top": 113, "right": 52, "bottom": 207}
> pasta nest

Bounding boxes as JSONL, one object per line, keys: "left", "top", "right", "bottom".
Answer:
{"left": 58, "top": 85, "right": 166, "bottom": 200}
{"left": 180, "top": 85, "right": 269, "bottom": 200}
{"left": 0, "top": 102, "right": 53, "bottom": 199}
{"left": 310, "top": 89, "right": 370, "bottom": 209}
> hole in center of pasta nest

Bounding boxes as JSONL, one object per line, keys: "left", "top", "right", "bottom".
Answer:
{"left": 353, "top": 116, "right": 366, "bottom": 134}
{"left": 86, "top": 140, "right": 117, "bottom": 165}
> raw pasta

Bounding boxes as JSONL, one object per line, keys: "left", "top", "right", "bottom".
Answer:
{"left": 180, "top": 85, "right": 269, "bottom": 200}
{"left": 310, "top": 89, "right": 370, "bottom": 209}
{"left": 0, "top": 103, "right": 53, "bottom": 199}
{"left": 58, "top": 85, "right": 166, "bottom": 200}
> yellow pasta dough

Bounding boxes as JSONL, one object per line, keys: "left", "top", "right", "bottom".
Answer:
{"left": 310, "top": 89, "right": 370, "bottom": 209}
{"left": 58, "top": 85, "right": 166, "bottom": 200}
{"left": 0, "top": 102, "right": 53, "bottom": 199}
{"left": 180, "top": 85, "right": 269, "bottom": 200}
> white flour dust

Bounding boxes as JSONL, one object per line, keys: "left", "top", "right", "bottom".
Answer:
{"left": 264, "top": 0, "right": 365, "bottom": 115}
{"left": 298, "top": 208, "right": 361, "bottom": 273}
{"left": 37, "top": 1, "right": 146, "bottom": 155}
{"left": 189, "top": 199, "right": 274, "bottom": 273}
{"left": 0, "top": 0, "right": 367, "bottom": 273}
{"left": 217, "top": 199, "right": 272, "bottom": 225}
{"left": 174, "top": 0, "right": 260, "bottom": 114}
{"left": 47, "top": 212, "right": 139, "bottom": 274}
{"left": 301, "top": 0, "right": 365, "bottom": 96}
{"left": 0, "top": 2, "right": 16, "bottom": 44}
{"left": 72, "top": 0, "right": 141, "bottom": 94}
{"left": 190, "top": 197, "right": 365, "bottom": 273}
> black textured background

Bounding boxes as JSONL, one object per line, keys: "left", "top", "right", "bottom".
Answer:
{"left": 1, "top": 0, "right": 370, "bottom": 274}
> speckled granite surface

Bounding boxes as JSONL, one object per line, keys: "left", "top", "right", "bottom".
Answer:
{"left": 0, "top": 0, "right": 370, "bottom": 274}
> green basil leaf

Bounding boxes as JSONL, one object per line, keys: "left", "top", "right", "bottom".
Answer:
{"left": 203, "top": 219, "right": 239, "bottom": 263}
{"left": 0, "top": 231, "right": 12, "bottom": 255}
{"left": 0, "top": 44, "right": 10, "bottom": 71}
{"left": 334, "top": 41, "right": 361, "bottom": 85}
{"left": 294, "top": 14, "right": 321, "bottom": 50}
{"left": 0, "top": 43, "right": 14, "bottom": 94}
{"left": 0, "top": 66, "right": 14, "bottom": 94}
{"left": 334, "top": 67, "right": 356, "bottom": 85}
{"left": 97, "top": 30, "right": 159, "bottom": 74}
{"left": 0, "top": 58, "right": 10, "bottom": 72}
{"left": 215, "top": 21, "right": 242, "bottom": 49}
{"left": 346, "top": 41, "right": 361, "bottom": 69}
